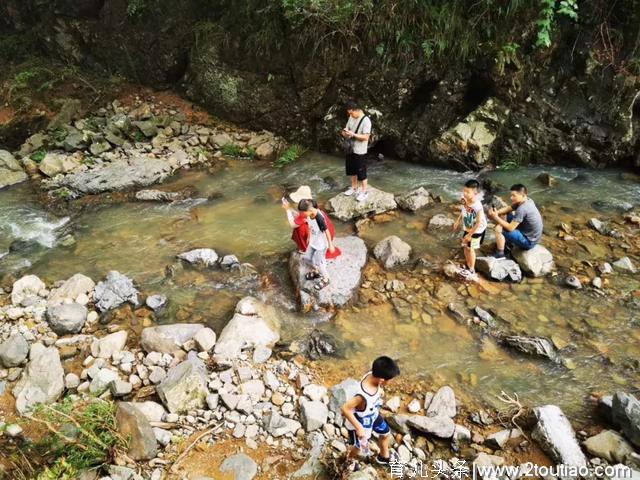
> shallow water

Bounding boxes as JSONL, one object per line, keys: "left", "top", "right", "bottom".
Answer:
{"left": 1, "top": 153, "right": 639, "bottom": 420}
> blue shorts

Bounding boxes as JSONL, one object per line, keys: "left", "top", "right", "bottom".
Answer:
{"left": 503, "top": 214, "right": 535, "bottom": 250}
{"left": 348, "top": 414, "right": 390, "bottom": 447}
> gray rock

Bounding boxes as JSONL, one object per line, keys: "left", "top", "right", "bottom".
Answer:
{"left": 589, "top": 218, "right": 610, "bottom": 235}
{"left": 89, "top": 140, "right": 112, "bottom": 156}
{"left": 131, "top": 401, "right": 166, "bottom": 423}
{"left": 407, "top": 414, "right": 455, "bottom": 438}
{"left": 47, "top": 273, "right": 95, "bottom": 306}
{"left": 38, "top": 152, "right": 65, "bottom": 177}
{"left": 428, "top": 214, "right": 455, "bottom": 229}
{"left": 292, "top": 432, "right": 326, "bottom": 478}
{"left": 387, "top": 414, "right": 412, "bottom": 435}
{"left": 395, "top": 187, "right": 431, "bottom": 211}
{"left": 512, "top": 245, "right": 554, "bottom": 277}
{"left": 145, "top": 294, "right": 167, "bottom": 310}
{"left": 156, "top": 353, "right": 208, "bottom": 413}
{"left": 220, "top": 254, "right": 240, "bottom": 270}
{"left": 46, "top": 303, "right": 88, "bottom": 335}
{"left": 262, "top": 410, "right": 302, "bottom": 437}
{"left": 58, "top": 157, "right": 175, "bottom": 195}
{"left": 501, "top": 335, "right": 559, "bottom": 363}
{"left": 141, "top": 324, "right": 204, "bottom": 353}
{"left": 219, "top": 453, "right": 258, "bottom": 480}
{"left": 476, "top": 257, "right": 522, "bottom": 282}
{"left": 0, "top": 150, "right": 27, "bottom": 189}
{"left": 214, "top": 297, "right": 280, "bottom": 361}
{"left": 110, "top": 379, "right": 133, "bottom": 397}
{"left": 347, "top": 466, "right": 379, "bottom": 480}
{"left": 94, "top": 271, "right": 139, "bottom": 312}
{"left": 300, "top": 399, "right": 329, "bottom": 432}
{"left": 177, "top": 248, "right": 219, "bottom": 267}
{"left": 329, "top": 378, "right": 359, "bottom": 423}
{"left": 326, "top": 186, "right": 397, "bottom": 221}
{"left": 485, "top": 429, "right": 521, "bottom": 449}
{"left": 94, "top": 330, "right": 128, "bottom": 359}
{"left": 373, "top": 236, "right": 412, "bottom": 269}
{"left": 453, "top": 424, "right": 472, "bottom": 443}
{"left": 135, "top": 189, "right": 183, "bottom": 202}
{"left": 11, "top": 275, "right": 46, "bottom": 306}
{"left": 612, "top": 392, "right": 640, "bottom": 448}
{"left": 613, "top": 257, "right": 636, "bottom": 273}
{"left": 0, "top": 333, "right": 29, "bottom": 367}
{"left": 565, "top": 275, "right": 582, "bottom": 289}
{"left": 13, "top": 343, "right": 64, "bottom": 414}
{"left": 193, "top": 327, "right": 216, "bottom": 352}
{"left": 474, "top": 307, "right": 495, "bottom": 326}
{"left": 426, "top": 385, "right": 456, "bottom": 418}
{"left": 532, "top": 405, "right": 587, "bottom": 467}
{"left": 132, "top": 120, "right": 158, "bottom": 138}
{"left": 289, "top": 236, "right": 367, "bottom": 309}
{"left": 583, "top": 430, "right": 634, "bottom": 463}
{"left": 89, "top": 368, "right": 120, "bottom": 395}
{"left": 116, "top": 402, "right": 158, "bottom": 460}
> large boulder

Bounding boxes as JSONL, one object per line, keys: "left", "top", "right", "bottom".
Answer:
{"left": 406, "top": 414, "right": 455, "bottom": 438}
{"left": 531, "top": 405, "right": 587, "bottom": 467}
{"left": 13, "top": 343, "right": 64, "bottom": 415}
{"left": 476, "top": 257, "right": 522, "bottom": 282}
{"left": 140, "top": 324, "right": 204, "bottom": 354}
{"left": 300, "top": 399, "right": 328, "bottom": 432}
{"left": 512, "top": 246, "right": 554, "bottom": 277}
{"left": 115, "top": 402, "right": 158, "bottom": 461}
{"left": 0, "top": 150, "right": 27, "bottom": 189}
{"left": 214, "top": 297, "right": 280, "bottom": 361}
{"left": 94, "top": 271, "right": 139, "bottom": 312}
{"left": 329, "top": 378, "right": 359, "bottom": 424}
{"left": 395, "top": 187, "right": 431, "bottom": 211}
{"left": 612, "top": 391, "right": 640, "bottom": 448}
{"left": 289, "top": 236, "right": 367, "bottom": 310}
{"left": 46, "top": 303, "right": 88, "bottom": 335}
{"left": 373, "top": 236, "right": 412, "bottom": 269}
{"left": 11, "top": 275, "right": 46, "bottom": 306}
{"left": 156, "top": 353, "right": 209, "bottom": 413}
{"left": 47, "top": 273, "right": 95, "bottom": 306}
{"left": 325, "top": 186, "right": 397, "bottom": 221}
{"left": 0, "top": 333, "right": 29, "bottom": 367}
{"left": 583, "top": 430, "right": 634, "bottom": 463}
{"left": 426, "top": 386, "right": 457, "bottom": 418}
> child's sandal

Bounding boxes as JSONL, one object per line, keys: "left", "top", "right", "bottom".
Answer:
{"left": 305, "top": 271, "right": 321, "bottom": 280}
{"left": 314, "top": 278, "right": 330, "bottom": 290}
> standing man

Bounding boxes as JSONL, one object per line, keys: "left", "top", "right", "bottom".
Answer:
{"left": 341, "top": 100, "right": 372, "bottom": 202}
{"left": 487, "top": 183, "right": 543, "bottom": 258}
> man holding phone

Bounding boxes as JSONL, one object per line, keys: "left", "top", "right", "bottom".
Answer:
{"left": 340, "top": 100, "right": 372, "bottom": 203}
{"left": 487, "top": 183, "right": 543, "bottom": 258}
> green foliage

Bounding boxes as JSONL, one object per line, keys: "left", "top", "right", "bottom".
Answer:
{"left": 52, "top": 127, "right": 69, "bottom": 142}
{"left": 275, "top": 144, "right": 307, "bottom": 168}
{"left": 221, "top": 143, "right": 256, "bottom": 159}
{"left": 496, "top": 42, "right": 521, "bottom": 75}
{"left": 31, "top": 149, "right": 46, "bottom": 163}
{"left": 497, "top": 157, "right": 521, "bottom": 170}
{"left": 126, "top": 0, "right": 153, "bottom": 17}
{"left": 535, "top": 0, "right": 578, "bottom": 49}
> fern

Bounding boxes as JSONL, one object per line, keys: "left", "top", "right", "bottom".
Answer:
{"left": 275, "top": 144, "right": 307, "bottom": 168}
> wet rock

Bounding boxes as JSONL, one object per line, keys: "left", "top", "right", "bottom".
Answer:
{"left": 145, "top": 294, "right": 167, "bottom": 310}
{"left": 0, "top": 150, "right": 27, "bottom": 189}
{"left": 47, "top": 273, "right": 95, "bottom": 306}
{"left": 475, "top": 257, "right": 522, "bottom": 282}
{"left": 219, "top": 453, "right": 258, "bottom": 480}
{"left": 11, "top": 275, "right": 45, "bottom": 306}
{"left": 293, "top": 329, "right": 344, "bottom": 360}
{"left": 592, "top": 200, "right": 634, "bottom": 213}
{"left": 373, "top": 236, "right": 412, "bottom": 269}
{"left": 156, "top": 353, "right": 208, "bottom": 413}
{"left": 116, "top": 402, "right": 158, "bottom": 460}
{"left": 325, "top": 187, "right": 397, "bottom": 221}
{"left": 612, "top": 392, "right": 640, "bottom": 448}
{"left": 407, "top": 414, "right": 455, "bottom": 438}
{"left": 565, "top": 275, "right": 582, "bottom": 289}
{"left": 46, "top": 303, "right": 88, "bottom": 335}
{"left": 220, "top": 254, "right": 240, "bottom": 270}
{"left": 0, "top": 333, "right": 29, "bottom": 367}
{"left": 94, "top": 271, "right": 139, "bottom": 312}
{"left": 512, "top": 246, "right": 554, "bottom": 277}
{"left": 428, "top": 214, "right": 455, "bottom": 229}
{"left": 141, "top": 324, "right": 204, "bottom": 354}
{"left": 214, "top": 297, "right": 280, "bottom": 361}
{"left": 532, "top": 405, "right": 587, "bottom": 467}
{"left": 537, "top": 172, "right": 557, "bottom": 187}
{"left": 289, "top": 236, "right": 367, "bottom": 309}
{"left": 135, "top": 189, "right": 184, "bottom": 202}
{"left": 395, "top": 187, "right": 431, "bottom": 211}
{"left": 177, "top": 248, "right": 219, "bottom": 267}
{"left": 500, "top": 335, "right": 559, "bottom": 363}
{"left": 426, "top": 386, "right": 457, "bottom": 418}
{"left": 300, "top": 399, "right": 329, "bottom": 432}
{"left": 13, "top": 343, "right": 64, "bottom": 414}
{"left": 588, "top": 218, "right": 611, "bottom": 236}
{"left": 474, "top": 307, "right": 495, "bottom": 327}
{"left": 613, "top": 257, "right": 636, "bottom": 273}
{"left": 57, "top": 157, "right": 175, "bottom": 195}
{"left": 583, "top": 430, "right": 634, "bottom": 463}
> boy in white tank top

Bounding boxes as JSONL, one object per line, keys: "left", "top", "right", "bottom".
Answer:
{"left": 341, "top": 356, "right": 400, "bottom": 467}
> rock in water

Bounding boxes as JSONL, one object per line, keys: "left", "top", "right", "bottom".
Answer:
{"left": 428, "top": 214, "right": 455, "bottom": 229}
{"left": 613, "top": 257, "right": 636, "bottom": 273}
{"left": 141, "top": 324, "right": 204, "bottom": 353}
{"left": 135, "top": 189, "right": 184, "bottom": 202}
{"left": 395, "top": 187, "right": 431, "bottom": 211}
{"left": 612, "top": 392, "right": 640, "bottom": 448}
{"left": 220, "top": 453, "right": 258, "bottom": 480}
{"left": 156, "top": 353, "right": 208, "bottom": 413}
{"left": 94, "top": 271, "right": 139, "bottom": 312}
{"left": 512, "top": 246, "right": 554, "bottom": 277}
{"left": 46, "top": 303, "right": 88, "bottom": 335}
{"left": 532, "top": 405, "right": 587, "bottom": 467}
{"left": 289, "top": 236, "right": 367, "bottom": 310}
{"left": 13, "top": 343, "right": 64, "bottom": 414}
{"left": 176, "top": 248, "right": 219, "bottom": 267}
{"left": 537, "top": 172, "right": 557, "bottom": 187}
{"left": 565, "top": 275, "right": 582, "bottom": 289}
{"left": 214, "top": 297, "right": 280, "bottom": 361}
{"left": 0, "top": 150, "right": 27, "bottom": 189}
{"left": 476, "top": 257, "right": 522, "bottom": 282}
{"left": 325, "top": 187, "right": 397, "bottom": 221}
{"left": 501, "top": 335, "right": 559, "bottom": 363}
{"left": 116, "top": 402, "right": 158, "bottom": 460}
{"left": 373, "top": 235, "right": 412, "bottom": 269}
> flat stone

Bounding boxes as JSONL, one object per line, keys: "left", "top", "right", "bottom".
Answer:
{"left": 95, "top": 330, "right": 128, "bottom": 359}
{"left": 219, "top": 453, "right": 258, "bottom": 480}
{"left": 141, "top": 324, "right": 204, "bottom": 354}
{"left": 177, "top": 248, "right": 219, "bottom": 267}
{"left": 116, "top": 402, "right": 158, "bottom": 460}
{"left": 426, "top": 386, "right": 456, "bottom": 418}
{"left": 583, "top": 429, "right": 635, "bottom": 463}
{"left": 12, "top": 343, "right": 64, "bottom": 415}
{"left": 407, "top": 414, "right": 455, "bottom": 438}
{"left": 326, "top": 186, "right": 397, "bottom": 221}
{"left": 156, "top": 353, "right": 208, "bottom": 413}
{"left": 512, "top": 246, "right": 554, "bottom": 277}
{"left": 476, "top": 257, "right": 522, "bottom": 282}
{"left": 373, "top": 235, "right": 412, "bottom": 269}
{"left": 193, "top": 327, "right": 216, "bottom": 352}
{"left": 300, "top": 399, "right": 328, "bottom": 432}
{"left": 0, "top": 333, "right": 29, "bottom": 368}
{"left": 395, "top": 187, "right": 431, "bottom": 211}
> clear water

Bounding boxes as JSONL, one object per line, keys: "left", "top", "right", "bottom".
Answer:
{"left": 1, "top": 153, "right": 639, "bottom": 420}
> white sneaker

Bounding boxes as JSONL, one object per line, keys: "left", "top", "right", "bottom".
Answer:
{"left": 344, "top": 187, "right": 357, "bottom": 196}
{"left": 356, "top": 190, "right": 369, "bottom": 202}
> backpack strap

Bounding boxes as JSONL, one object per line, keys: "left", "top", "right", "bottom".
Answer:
{"left": 354, "top": 115, "right": 368, "bottom": 134}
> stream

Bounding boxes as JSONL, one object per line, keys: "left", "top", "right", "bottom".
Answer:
{"left": 1, "top": 152, "right": 639, "bottom": 421}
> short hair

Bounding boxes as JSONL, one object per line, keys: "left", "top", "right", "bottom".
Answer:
{"left": 372, "top": 356, "right": 400, "bottom": 380}
{"left": 464, "top": 179, "right": 480, "bottom": 190}
{"left": 510, "top": 184, "right": 528, "bottom": 195}
{"left": 345, "top": 100, "right": 359, "bottom": 111}
{"left": 297, "top": 198, "right": 314, "bottom": 211}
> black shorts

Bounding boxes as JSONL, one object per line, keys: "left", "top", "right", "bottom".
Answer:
{"left": 346, "top": 153, "right": 367, "bottom": 181}
{"left": 463, "top": 230, "right": 485, "bottom": 249}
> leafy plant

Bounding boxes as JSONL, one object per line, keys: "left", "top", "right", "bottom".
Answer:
{"left": 30, "top": 149, "right": 46, "bottom": 163}
{"left": 535, "top": 0, "right": 578, "bottom": 49}
{"left": 496, "top": 42, "right": 521, "bottom": 75}
{"left": 275, "top": 144, "right": 307, "bottom": 168}
{"left": 497, "top": 157, "right": 521, "bottom": 170}
{"left": 52, "top": 127, "right": 68, "bottom": 142}
{"left": 221, "top": 143, "right": 256, "bottom": 159}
